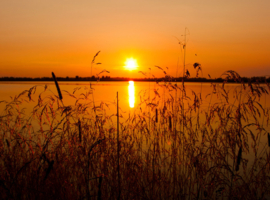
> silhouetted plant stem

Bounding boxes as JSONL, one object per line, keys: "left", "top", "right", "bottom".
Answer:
{"left": 98, "top": 176, "right": 102, "bottom": 200}
{"left": 117, "top": 92, "right": 121, "bottom": 199}
{"left": 52, "top": 72, "right": 63, "bottom": 100}
{"left": 268, "top": 133, "right": 270, "bottom": 147}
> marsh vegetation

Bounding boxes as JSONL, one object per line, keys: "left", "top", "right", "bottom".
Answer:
{"left": 1, "top": 69, "right": 270, "bottom": 200}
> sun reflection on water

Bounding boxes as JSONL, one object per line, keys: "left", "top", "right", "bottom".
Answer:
{"left": 128, "top": 81, "right": 135, "bottom": 108}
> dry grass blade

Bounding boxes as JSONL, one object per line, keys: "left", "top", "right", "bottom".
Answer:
{"left": 78, "top": 119, "right": 82, "bottom": 143}
{"left": 88, "top": 139, "right": 105, "bottom": 157}
{"left": 92, "top": 51, "right": 100, "bottom": 63}
{"left": 98, "top": 176, "right": 102, "bottom": 200}
{"left": 268, "top": 133, "right": 270, "bottom": 147}
{"left": 43, "top": 160, "right": 54, "bottom": 182}
{"left": 156, "top": 109, "right": 158, "bottom": 123}
{"left": 6, "top": 139, "right": 10, "bottom": 147}
{"left": 169, "top": 116, "right": 172, "bottom": 130}
{"left": 52, "top": 72, "right": 63, "bottom": 100}
{"left": 236, "top": 147, "right": 242, "bottom": 171}
{"left": 0, "top": 180, "right": 12, "bottom": 199}
{"left": 11, "top": 161, "right": 32, "bottom": 187}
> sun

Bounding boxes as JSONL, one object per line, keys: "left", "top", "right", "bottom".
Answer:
{"left": 124, "top": 58, "right": 138, "bottom": 71}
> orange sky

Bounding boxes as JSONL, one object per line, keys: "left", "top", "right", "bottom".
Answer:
{"left": 0, "top": 0, "right": 270, "bottom": 79}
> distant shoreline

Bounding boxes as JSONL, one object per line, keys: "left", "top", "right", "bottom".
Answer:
{"left": 0, "top": 76, "right": 269, "bottom": 83}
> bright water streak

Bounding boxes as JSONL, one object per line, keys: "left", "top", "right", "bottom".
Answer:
{"left": 128, "top": 81, "right": 135, "bottom": 108}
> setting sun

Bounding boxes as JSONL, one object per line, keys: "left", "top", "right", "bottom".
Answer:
{"left": 124, "top": 58, "right": 138, "bottom": 71}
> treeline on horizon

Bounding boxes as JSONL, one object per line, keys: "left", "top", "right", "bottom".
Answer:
{"left": 1, "top": 75, "right": 270, "bottom": 83}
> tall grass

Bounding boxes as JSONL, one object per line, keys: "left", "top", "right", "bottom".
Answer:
{"left": 1, "top": 69, "right": 270, "bottom": 199}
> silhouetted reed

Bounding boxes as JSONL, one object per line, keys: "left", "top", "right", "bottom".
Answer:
{"left": 1, "top": 67, "right": 270, "bottom": 199}
{"left": 52, "top": 72, "right": 63, "bottom": 100}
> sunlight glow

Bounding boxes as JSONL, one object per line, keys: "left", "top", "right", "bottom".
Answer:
{"left": 124, "top": 58, "right": 138, "bottom": 71}
{"left": 128, "top": 81, "right": 135, "bottom": 108}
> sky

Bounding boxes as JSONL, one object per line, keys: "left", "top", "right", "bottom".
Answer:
{"left": 0, "top": 0, "right": 270, "bottom": 79}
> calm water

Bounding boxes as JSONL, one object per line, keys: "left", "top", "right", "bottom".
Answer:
{"left": 1, "top": 81, "right": 270, "bottom": 118}
{"left": 0, "top": 81, "right": 210, "bottom": 112}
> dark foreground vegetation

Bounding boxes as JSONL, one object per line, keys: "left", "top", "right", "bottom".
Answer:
{"left": 1, "top": 69, "right": 270, "bottom": 200}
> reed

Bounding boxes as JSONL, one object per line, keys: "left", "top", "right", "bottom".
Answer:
{"left": 52, "top": 72, "right": 63, "bottom": 100}
{"left": 0, "top": 66, "right": 270, "bottom": 199}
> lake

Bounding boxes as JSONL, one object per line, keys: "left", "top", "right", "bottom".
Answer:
{"left": 2, "top": 80, "right": 266, "bottom": 110}
{"left": 1, "top": 80, "right": 269, "bottom": 155}
{"left": 1, "top": 80, "right": 270, "bottom": 123}
{"left": 1, "top": 80, "right": 270, "bottom": 137}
